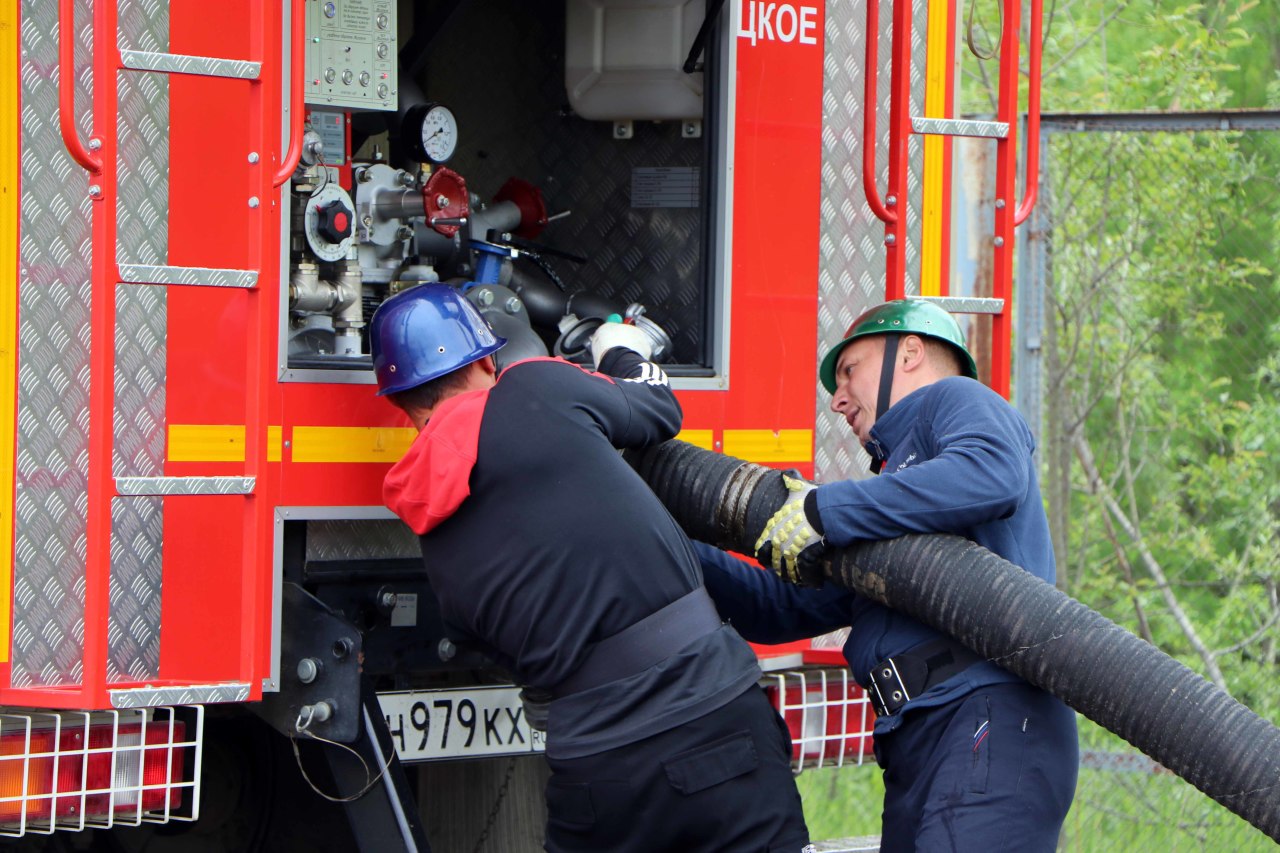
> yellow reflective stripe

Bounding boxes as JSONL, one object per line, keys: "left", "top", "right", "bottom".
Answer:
{"left": 0, "top": 0, "right": 17, "bottom": 662}
{"left": 920, "top": 0, "right": 952, "bottom": 297}
{"left": 291, "top": 426, "right": 417, "bottom": 463}
{"left": 675, "top": 429, "right": 714, "bottom": 450}
{"left": 722, "top": 430, "right": 812, "bottom": 463}
{"left": 267, "top": 425, "right": 283, "bottom": 462}
{"left": 165, "top": 424, "right": 806, "bottom": 465}
{"left": 168, "top": 424, "right": 284, "bottom": 462}
{"left": 168, "top": 424, "right": 245, "bottom": 462}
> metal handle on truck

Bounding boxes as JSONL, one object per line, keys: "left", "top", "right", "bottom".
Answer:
{"left": 273, "top": 0, "right": 307, "bottom": 186}
{"left": 861, "top": 0, "right": 897, "bottom": 225}
{"left": 1014, "top": 0, "right": 1044, "bottom": 226}
{"left": 58, "top": 0, "right": 102, "bottom": 174}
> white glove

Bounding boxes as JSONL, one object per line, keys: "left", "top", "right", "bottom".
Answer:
{"left": 590, "top": 320, "right": 653, "bottom": 367}
{"left": 754, "top": 472, "right": 828, "bottom": 587}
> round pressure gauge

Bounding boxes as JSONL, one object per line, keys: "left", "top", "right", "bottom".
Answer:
{"left": 403, "top": 103, "right": 458, "bottom": 165}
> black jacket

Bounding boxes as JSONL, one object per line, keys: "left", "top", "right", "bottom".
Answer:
{"left": 384, "top": 352, "right": 760, "bottom": 758}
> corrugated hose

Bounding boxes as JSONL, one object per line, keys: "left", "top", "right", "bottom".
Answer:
{"left": 625, "top": 439, "right": 1280, "bottom": 843}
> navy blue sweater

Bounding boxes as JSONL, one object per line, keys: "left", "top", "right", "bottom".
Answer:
{"left": 699, "top": 376, "right": 1053, "bottom": 732}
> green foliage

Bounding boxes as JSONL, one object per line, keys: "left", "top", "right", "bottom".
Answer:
{"left": 1035, "top": 0, "right": 1279, "bottom": 666}
{"left": 806, "top": 5, "right": 1279, "bottom": 848}
{"left": 795, "top": 764, "right": 884, "bottom": 842}
{"left": 953, "top": 0, "right": 1280, "bottom": 846}
{"left": 1065, "top": 723, "right": 1276, "bottom": 851}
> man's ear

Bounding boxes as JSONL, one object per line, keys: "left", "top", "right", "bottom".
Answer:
{"left": 899, "top": 334, "right": 928, "bottom": 372}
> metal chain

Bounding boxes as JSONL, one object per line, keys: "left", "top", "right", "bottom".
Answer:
{"left": 470, "top": 756, "right": 519, "bottom": 853}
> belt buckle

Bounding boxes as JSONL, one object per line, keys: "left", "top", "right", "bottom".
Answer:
{"left": 868, "top": 657, "right": 911, "bottom": 717}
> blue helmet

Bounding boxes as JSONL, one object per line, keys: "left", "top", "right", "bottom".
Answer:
{"left": 370, "top": 283, "right": 507, "bottom": 396}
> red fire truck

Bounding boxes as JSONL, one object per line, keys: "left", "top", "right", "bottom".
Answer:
{"left": 0, "top": 0, "right": 1037, "bottom": 847}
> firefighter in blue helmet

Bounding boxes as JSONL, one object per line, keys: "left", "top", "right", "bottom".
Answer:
{"left": 697, "top": 299, "right": 1078, "bottom": 851}
{"left": 371, "top": 284, "right": 812, "bottom": 853}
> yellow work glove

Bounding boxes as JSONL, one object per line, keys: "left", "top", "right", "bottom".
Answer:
{"left": 753, "top": 472, "right": 828, "bottom": 587}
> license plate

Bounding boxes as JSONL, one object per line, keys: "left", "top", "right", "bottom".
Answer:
{"left": 377, "top": 686, "right": 547, "bottom": 762}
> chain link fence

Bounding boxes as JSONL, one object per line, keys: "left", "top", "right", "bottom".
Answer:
{"left": 1032, "top": 114, "right": 1280, "bottom": 851}
{"left": 796, "top": 115, "right": 1280, "bottom": 850}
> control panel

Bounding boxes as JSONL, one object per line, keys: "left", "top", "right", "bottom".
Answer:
{"left": 304, "top": 0, "right": 397, "bottom": 111}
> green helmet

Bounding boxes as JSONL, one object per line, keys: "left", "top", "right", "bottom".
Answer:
{"left": 818, "top": 299, "right": 977, "bottom": 393}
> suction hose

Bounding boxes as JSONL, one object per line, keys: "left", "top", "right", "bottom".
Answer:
{"left": 625, "top": 439, "right": 1280, "bottom": 842}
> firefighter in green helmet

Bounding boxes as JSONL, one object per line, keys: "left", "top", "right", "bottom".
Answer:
{"left": 697, "top": 298, "right": 1079, "bottom": 851}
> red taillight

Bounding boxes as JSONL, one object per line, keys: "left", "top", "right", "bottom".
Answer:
{"left": 0, "top": 729, "right": 57, "bottom": 823}
{"left": 60, "top": 722, "right": 186, "bottom": 818}
{"left": 0, "top": 719, "right": 187, "bottom": 827}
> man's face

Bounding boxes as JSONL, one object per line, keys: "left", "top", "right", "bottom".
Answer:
{"left": 829, "top": 335, "right": 885, "bottom": 445}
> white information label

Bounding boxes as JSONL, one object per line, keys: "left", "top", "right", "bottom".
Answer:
{"left": 631, "top": 167, "right": 701, "bottom": 209}
{"left": 390, "top": 593, "right": 418, "bottom": 627}
{"left": 378, "top": 686, "right": 546, "bottom": 762}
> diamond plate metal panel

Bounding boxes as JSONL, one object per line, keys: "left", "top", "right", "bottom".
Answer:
{"left": 13, "top": 0, "right": 173, "bottom": 686}
{"left": 120, "top": 264, "right": 258, "bottom": 288}
{"left": 13, "top": 0, "right": 95, "bottom": 687}
{"left": 118, "top": 0, "right": 168, "bottom": 53}
{"left": 108, "top": 498, "right": 162, "bottom": 681}
{"left": 120, "top": 50, "right": 261, "bottom": 80}
{"left": 420, "top": 0, "right": 708, "bottom": 364}
{"left": 817, "top": 0, "right": 884, "bottom": 483}
{"left": 117, "top": 72, "right": 169, "bottom": 270}
{"left": 110, "top": 1, "right": 171, "bottom": 685}
{"left": 114, "top": 284, "right": 166, "bottom": 484}
{"left": 921, "top": 295, "right": 1004, "bottom": 314}
{"left": 116, "top": 477, "right": 256, "bottom": 496}
{"left": 911, "top": 116, "right": 1008, "bottom": 138}
{"left": 816, "top": 0, "right": 929, "bottom": 483}
{"left": 305, "top": 519, "right": 420, "bottom": 562}
{"left": 111, "top": 682, "right": 251, "bottom": 708}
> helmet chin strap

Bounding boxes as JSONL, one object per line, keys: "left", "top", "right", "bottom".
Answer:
{"left": 868, "top": 334, "right": 899, "bottom": 474}
{"left": 876, "top": 334, "right": 900, "bottom": 421}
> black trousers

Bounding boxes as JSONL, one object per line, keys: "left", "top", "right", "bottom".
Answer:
{"left": 543, "top": 685, "right": 812, "bottom": 853}
{"left": 876, "top": 682, "right": 1079, "bottom": 852}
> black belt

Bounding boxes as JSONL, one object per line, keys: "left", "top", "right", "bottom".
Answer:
{"left": 867, "top": 638, "right": 983, "bottom": 717}
{"left": 553, "top": 587, "right": 723, "bottom": 699}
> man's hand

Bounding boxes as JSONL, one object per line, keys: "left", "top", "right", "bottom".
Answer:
{"left": 754, "top": 472, "right": 828, "bottom": 587}
{"left": 590, "top": 318, "right": 653, "bottom": 367}
{"left": 519, "top": 686, "right": 552, "bottom": 732}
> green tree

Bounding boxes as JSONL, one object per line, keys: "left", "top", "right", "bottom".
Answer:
{"left": 969, "top": 0, "right": 1280, "bottom": 845}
